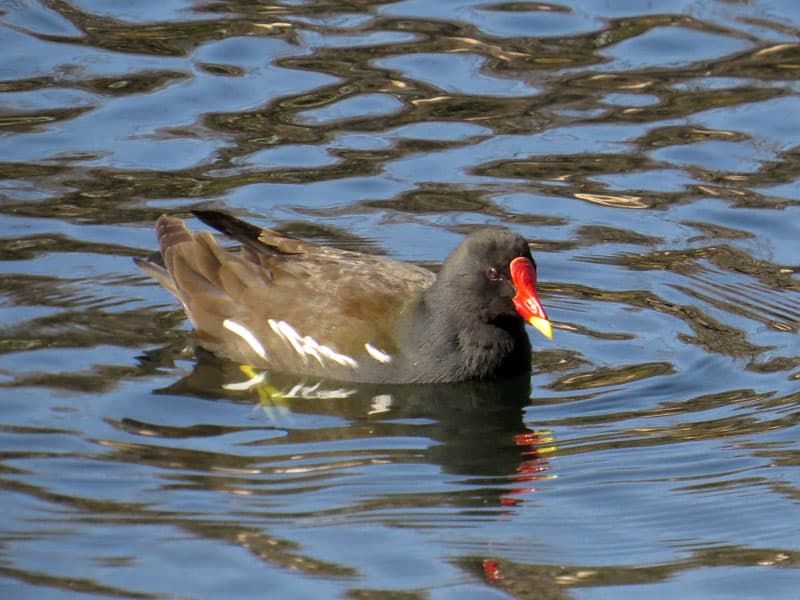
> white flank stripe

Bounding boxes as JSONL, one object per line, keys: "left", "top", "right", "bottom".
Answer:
{"left": 223, "top": 319, "right": 267, "bottom": 360}
{"left": 301, "top": 336, "right": 324, "bottom": 365}
{"left": 276, "top": 320, "right": 307, "bottom": 360}
{"left": 266, "top": 318, "right": 358, "bottom": 369}
{"left": 365, "top": 343, "right": 392, "bottom": 364}
{"left": 318, "top": 344, "right": 358, "bottom": 368}
{"left": 267, "top": 319, "right": 282, "bottom": 336}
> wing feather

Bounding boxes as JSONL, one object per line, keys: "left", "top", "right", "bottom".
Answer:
{"left": 139, "top": 213, "right": 436, "bottom": 375}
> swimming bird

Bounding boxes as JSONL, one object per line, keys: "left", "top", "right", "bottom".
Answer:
{"left": 135, "top": 211, "right": 552, "bottom": 383}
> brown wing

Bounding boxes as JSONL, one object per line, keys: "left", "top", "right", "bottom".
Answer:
{"left": 146, "top": 213, "right": 435, "bottom": 376}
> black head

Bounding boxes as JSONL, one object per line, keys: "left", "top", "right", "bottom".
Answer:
{"left": 433, "top": 228, "right": 552, "bottom": 339}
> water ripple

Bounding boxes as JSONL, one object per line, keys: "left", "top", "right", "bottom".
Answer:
{"left": 1, "top": 0, "right": 799, "bottom": 598}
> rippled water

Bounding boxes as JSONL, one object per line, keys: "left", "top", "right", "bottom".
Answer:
{"left": 1, "top": 0, "right": 799, "bottom": 598}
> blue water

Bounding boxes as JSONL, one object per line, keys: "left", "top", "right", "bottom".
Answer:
{"left": 1, "top": 0, "right": 799, "bottom": 598}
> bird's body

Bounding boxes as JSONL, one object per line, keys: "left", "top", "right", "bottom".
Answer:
{"left": 136, "top": 211, "right": 551, "bottom": 384}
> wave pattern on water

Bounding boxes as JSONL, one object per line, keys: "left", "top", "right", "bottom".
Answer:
{"left": 0, "top": 0, "right": 799, "bottom": 598}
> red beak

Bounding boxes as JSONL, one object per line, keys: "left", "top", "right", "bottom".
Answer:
{"left": 510, "top": 257, "right": 553, "bottom": 340}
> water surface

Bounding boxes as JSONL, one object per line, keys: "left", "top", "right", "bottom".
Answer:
{"left": 1, "top": 0, "right": 799, "bottom": 598}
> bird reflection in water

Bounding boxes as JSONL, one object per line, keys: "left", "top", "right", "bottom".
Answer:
{"left": 151, "top": 349, "right": 558, "bottom": 507}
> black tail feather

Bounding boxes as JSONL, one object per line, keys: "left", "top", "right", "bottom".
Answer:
{"left": 192, "top": 210, "right": 278, "bottom": 256}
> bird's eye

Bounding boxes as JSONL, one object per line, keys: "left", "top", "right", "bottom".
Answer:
{"left": 485, "top": 267, "right": 501, "bottom": 281}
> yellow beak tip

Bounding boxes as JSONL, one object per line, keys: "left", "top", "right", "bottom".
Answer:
{"left": 529, "top": 317, "right": 553, "bottom": 340}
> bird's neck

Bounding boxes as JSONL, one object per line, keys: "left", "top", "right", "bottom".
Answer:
{"left": 401, "top": 292, "right": 532, "bottom": 383}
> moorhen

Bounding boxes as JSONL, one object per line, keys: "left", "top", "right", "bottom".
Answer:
{"left": 135, "top": 211, "right": 552, "bottom": 384}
